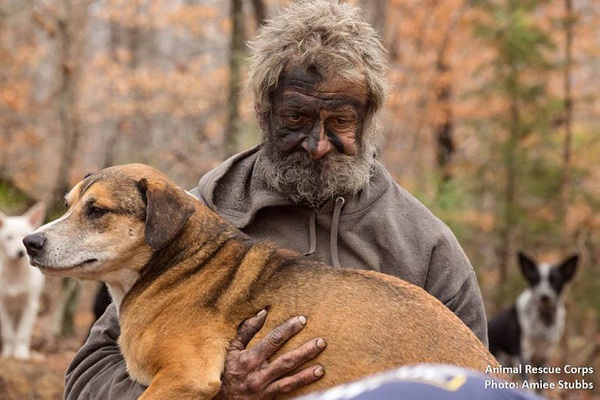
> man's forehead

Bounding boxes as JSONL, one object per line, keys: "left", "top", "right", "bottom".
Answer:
{"left": 278, "top": 65, "right": 368, "bottom": 103}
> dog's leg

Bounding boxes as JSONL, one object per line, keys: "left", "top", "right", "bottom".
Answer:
{"left": 139, "top": 364, "right": 223, "bottom": 400}
{"left": 0, "top": 303, "right": 17, "bottom": 357}
{"left": 137, "top": 340, "right": 227, "bottom": 400}
{"left": 13, "top": 294, "right": 41, "bottom": 360}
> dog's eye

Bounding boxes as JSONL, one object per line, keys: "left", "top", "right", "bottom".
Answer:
{"left": 88, "top": 206, "right": 108, "bottom": 219}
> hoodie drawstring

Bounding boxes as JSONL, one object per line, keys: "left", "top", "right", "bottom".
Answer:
{"left": 330, "top": 197, "right": 345, "bottom": 267}
{"left": 304, "top": 209, "right": 317, "bottom": 256}
{"left": 304, "top": 197, "right": 346, "bottom": 267}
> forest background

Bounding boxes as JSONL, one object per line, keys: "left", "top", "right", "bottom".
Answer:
{"left": 0, "top": 0, "right": 599, "bottom": 399}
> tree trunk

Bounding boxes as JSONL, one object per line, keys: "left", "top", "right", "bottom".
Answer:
{"left": 251, "top": 0, "right": 266, "bottom": 27}
{"left": 559, "top": 0, "right": 574, "bottom": 238}
{"left": 498, "top": 63, "right": 521, "bottom": 285}
{"left": 50, "top": 0, "right": 91, "bottom": 338}
{"left": 224, "top": 0, "right": 245, "bottom": 157}
{"left": 434, "top": 57, "right": 455, "bottom": 183}
{"left": 434, "top": 4, "right": 466, "bottom": 186}
{"left": 360, "top": 0, "right": 387, "bottom": 37}
{"left": 53, "top": 0, "right": 78, "bottom": 210}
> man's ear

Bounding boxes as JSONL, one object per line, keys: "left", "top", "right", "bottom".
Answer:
{"left": 254, "top": 103, "right": 269, "bottom": 134}
{"left": 138, "top": 177, "right": 195, "bottom": 251}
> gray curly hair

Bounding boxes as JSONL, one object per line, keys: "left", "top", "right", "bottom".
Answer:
{"left": 248, "top": 0, "right": 389, "bottom": 134}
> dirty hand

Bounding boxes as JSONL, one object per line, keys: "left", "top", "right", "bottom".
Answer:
{"left": 214, "top": 309, "right": 327, "bottom": 400}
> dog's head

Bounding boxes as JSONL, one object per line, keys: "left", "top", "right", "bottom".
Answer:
{"left": 23, "top": 164, "right": 195, "bottom": 281}
{"left": 518, "top": 251, "right": 578, "bottom": 314}
{"left": 0, "top": 202, "right": 46, "bottom": 261}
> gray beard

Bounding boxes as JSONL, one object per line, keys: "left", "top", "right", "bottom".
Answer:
{"left": 256, "top": 139, "right": 376, "bottom": 208}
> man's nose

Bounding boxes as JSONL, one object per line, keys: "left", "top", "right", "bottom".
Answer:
{"left": 302, "top": 122, "right": 333, "bottom": 160}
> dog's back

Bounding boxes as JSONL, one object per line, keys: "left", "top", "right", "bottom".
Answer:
{"left": 488, "top": 305, "right": 521, "bottom": 363}
{"left": 121, "top": 238, "right": 500, "bottom": 399}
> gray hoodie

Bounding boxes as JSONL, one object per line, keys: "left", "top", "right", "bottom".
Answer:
{"left": 64, "top": 146, "right": 488, "bottom": 399}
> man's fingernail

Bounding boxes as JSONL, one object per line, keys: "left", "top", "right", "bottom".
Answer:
{"left": 298, "top": 316, "right": 307, "bottom": 325}
{"left": 257, "top": 309, "right": 267, "bottom": 318}
{"left": 315, "top": 366, "right": 325, "bottom": 377}
{"left": 316, "top": 339, "right": 327, "bottom": 349}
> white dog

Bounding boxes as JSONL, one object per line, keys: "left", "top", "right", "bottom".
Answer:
{"left": 0, "top": 202, "right": 46, "bottom": 359}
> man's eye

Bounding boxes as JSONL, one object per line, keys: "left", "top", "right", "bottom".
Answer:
{"left": 88, "top": 207, "right": 108, "bottom": 219}
{"left": 285, "top": 115, "right": 306, "bottom": 124}
{"left": 334, "top": 118, "right": 353, "bottom": 127}
{"left": 328, "top": 116, "right": 356, "bottom": 130}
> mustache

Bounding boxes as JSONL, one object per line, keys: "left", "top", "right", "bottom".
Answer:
{"left": 257, "top": 140, "right": 376, "bottom": 208}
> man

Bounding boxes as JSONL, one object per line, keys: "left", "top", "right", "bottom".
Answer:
{"left": 65, "top": 1, "right": 488, "bottom": 399}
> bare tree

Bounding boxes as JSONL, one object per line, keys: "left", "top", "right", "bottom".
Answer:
{"left": 47, "top": 0, "right": 92, "bottom": 338}
{"left": 52, "top": 0, "right": 89, "bottom": 212}
{"left": 251, "top": 0, "right": 266, "bottom": 27}
{"left": 433, "top": 5, "right": 467, "bottom": 183}
{"left": 360, "top": 0, "right": 387, "bottom": 37}
{"left": 224, "top": 0, "right": 245, "bottom": 157}
{"left": 559, "top": 0, "right": 574, "bottom": 238}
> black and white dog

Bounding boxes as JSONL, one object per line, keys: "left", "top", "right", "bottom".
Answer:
{"left": 489, "top": 252, "right": 578, "bottom": 378}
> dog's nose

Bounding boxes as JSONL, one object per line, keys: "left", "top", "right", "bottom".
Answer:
{"left": 17, "top": 250, "right": 25, "bottom": 258}
{"left": 23, "top": 233, "right": 47, "bottom": 257}
{"left": 540, "top": 294, "right": 551, "bottom": 305}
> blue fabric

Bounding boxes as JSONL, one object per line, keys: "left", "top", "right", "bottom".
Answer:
{"left": 295, "top": 364, "right": 545, "bottom": 400}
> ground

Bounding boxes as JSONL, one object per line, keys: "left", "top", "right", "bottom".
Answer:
{"left": 0, "top": 280, "right": 98, "bottom": 400}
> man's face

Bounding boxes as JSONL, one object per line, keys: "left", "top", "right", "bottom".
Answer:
{"left": 269, "top": 66, "right": 368, "bottom": 160}
{"left": 258, "top": 66, "right": 376, "bottom": 207}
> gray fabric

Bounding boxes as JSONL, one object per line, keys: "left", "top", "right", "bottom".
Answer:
{"left": 65, "top": 303, "right": 145, "bottom": 399}
{"left": 191, "top": 145, "right": 488, "bottom": 343}
{"left": 64, "top": 145, "right": 488, "bottom": 399}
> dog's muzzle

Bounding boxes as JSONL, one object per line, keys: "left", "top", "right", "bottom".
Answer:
{"left": 23, "top": 232, "right": 47, "bottom": 258}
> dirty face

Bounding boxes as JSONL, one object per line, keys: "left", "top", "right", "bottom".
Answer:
{"left": 268, "top": 65, "right": 368, "bottom": 160}
{"left": 23, "top": 167, "right": 153, "bottom": 281}
{"left": 258, "top": 65, "right": 376, "bottom": 207}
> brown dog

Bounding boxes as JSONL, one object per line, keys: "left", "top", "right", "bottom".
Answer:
{"left": 24, "top": 164, "right": 500, "bottom": 399}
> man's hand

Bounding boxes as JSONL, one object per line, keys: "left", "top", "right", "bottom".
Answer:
{"left": 215, "top": 309, "right": 327, "bottom": 400}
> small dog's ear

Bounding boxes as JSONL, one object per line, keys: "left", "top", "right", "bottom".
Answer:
{"left": 518, "top": 251, "right": 540, "bottom": 285}
{"left": 558, "top": 254, "right": 578, "bottom": 282}
{"left": 25, "top": 202, "right": 47, "bottom": 229}
{"left": 138, "top": 177, "right": 195, "bottom": 251}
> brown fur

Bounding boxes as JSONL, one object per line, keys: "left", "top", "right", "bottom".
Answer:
{"left": 27, "top": 164, "right": 501, "bottom": 399}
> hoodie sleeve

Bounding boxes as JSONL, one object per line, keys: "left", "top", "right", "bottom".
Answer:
{"left": 424, "top": 228, "right": 489, "bottom": 347}
{"left": 65, "top": 303, "right": 145, "bottom": 400}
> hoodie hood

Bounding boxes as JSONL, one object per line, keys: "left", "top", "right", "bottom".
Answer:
{"left": 191, "top": 144, "right": 391, "bottom": 267}
{"left": 192, "top": 144, "right": 389, "bottom": 230}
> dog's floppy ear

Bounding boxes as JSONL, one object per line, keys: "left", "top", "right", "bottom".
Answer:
{"left": 558, "top": 254, "right": 578, "bottom": 283}
{"left": 518, "top": 251, "right": 540, "bottom": 286}
{"left": 25, "top": 202, "right": 47, "bottom": 229}
{"left": 138, "top": 177, "right": 195, "bottom": 251}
